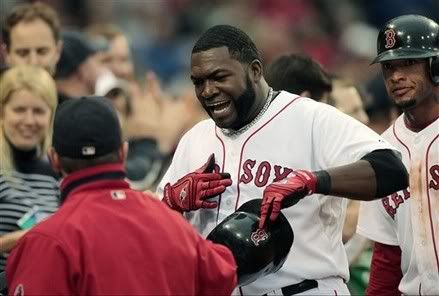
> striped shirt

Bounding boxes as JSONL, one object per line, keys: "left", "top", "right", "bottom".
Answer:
{"left": 0, "top": 147, "right": 59, "bottom": 272}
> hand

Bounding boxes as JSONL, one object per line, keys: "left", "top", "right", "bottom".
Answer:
{"left": 259, "top": 170, "right": 317, "bottom": 229}
{"left": 156, "top": 96, "right": 192, "bottom": 154}
{"left": 124, "top": 72, "right": 163, "bottom": 139}
{"left": 163, "top": 154, "right": 232, "bottom": 212}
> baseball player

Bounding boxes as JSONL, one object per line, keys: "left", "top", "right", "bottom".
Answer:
{"left": 157, "top": 25, "right": 408, "bottom": 295}
{"left": 357, "top": 15, "right": 439, "bottom": 295}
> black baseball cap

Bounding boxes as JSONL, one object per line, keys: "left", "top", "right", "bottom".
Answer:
{"left": 53, "top": 96, "right": 122, "bottom": 159}
{"left": 55, "top": 31, "right": 107, "bottom": 79}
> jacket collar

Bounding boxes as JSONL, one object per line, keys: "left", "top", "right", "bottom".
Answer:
{"left": 60, "top": 163, "right": 128, "bottom": 204}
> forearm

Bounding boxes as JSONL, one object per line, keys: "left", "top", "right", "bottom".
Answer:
{"left": 0, "top": 230, "right": 28, "bottom": 253}
{"left": 324, "top": 160, "right": 377, "bottom": 200}
{"left": 316, "top": 149, "right": 408, "bottom": 201}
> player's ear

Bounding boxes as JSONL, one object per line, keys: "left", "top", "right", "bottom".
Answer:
{"left": 47, "top": 147, "right": 61, "bottom": 173}
{"left": 249, "top": 59, "right": 263, "bottom": 83}
{"left": 119, "top": 141, "right": 129, "bottom": 162}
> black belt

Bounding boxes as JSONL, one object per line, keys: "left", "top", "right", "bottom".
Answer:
{"left": 262, "top": 279, "right": 318, "bottom": 296}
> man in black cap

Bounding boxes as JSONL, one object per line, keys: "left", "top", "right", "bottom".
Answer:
{"left": 5, "top": 96, "right": 237, "bottom": 295}
{"left": 55, "top": 31, "right": 106, "bottom": 104}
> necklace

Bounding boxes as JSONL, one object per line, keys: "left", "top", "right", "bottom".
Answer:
{"left": 221, "top": 87, "right": 274, "bottom": 137}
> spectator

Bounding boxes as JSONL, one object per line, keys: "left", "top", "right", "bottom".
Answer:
{"left": 6, "top": 96, "right": 237, "bottom": 295}
{"left": 2, "top": 2, "right": 62, "bottom": 76}
{"left": 85, "top": 23, "right": 194, "bottom": 190}
{"left": 266, "top": 53, "right": 333, "bottom": 101}
{"left": 364, "top": 73, "right": 400, "bottom": 134}
{"left": 94, "top": 69, "right": 130, "bottom": 119}
{"left": 0, "top": 65, "right": 59, "bottom": 272}
{"left": 55, "top": 30, "right": 106, "bottom": 104}
{"left": 85, "top": 23, "right": 135, "bottom": 81}
{"left": 326, "top": 76, "right": 369, "bottom": 125}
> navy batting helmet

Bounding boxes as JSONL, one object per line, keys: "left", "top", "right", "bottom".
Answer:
{"left": 207, "top": 199, "right": 294, "bottom": 286}
{"left": 372, "top": 14, "right": 439, "bottom": 84}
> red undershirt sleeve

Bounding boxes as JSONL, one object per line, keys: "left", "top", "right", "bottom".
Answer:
{"left": 366, "top": 241, "right": 403, "bottom": 296}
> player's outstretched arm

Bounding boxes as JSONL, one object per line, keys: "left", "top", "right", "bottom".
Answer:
{"left": 163, "top": 154, "right": 232, "bottom": 212}
{"left": 325, "top": 149, "right": 408, "bottom": 200}
{"left": 259, "top": 149, "right": 408, "bottom": 228}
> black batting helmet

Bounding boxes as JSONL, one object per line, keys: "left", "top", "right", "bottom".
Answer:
{"left": 372, "top": 14, "right": 439, "bottom": 84}
{"left": 207, "top": 199, "right": 294, "bottom": 286}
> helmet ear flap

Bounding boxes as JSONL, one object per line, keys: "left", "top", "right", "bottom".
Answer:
{"left": 430, "top": 56, "right": 439, "bottom": 85}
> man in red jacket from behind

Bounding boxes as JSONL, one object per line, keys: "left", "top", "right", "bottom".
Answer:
{"left": 6, "top": 96, "right": 237, "bottom": 295}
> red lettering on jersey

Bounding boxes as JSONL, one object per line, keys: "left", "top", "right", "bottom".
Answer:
{"left": 402, "top": 188, "right": 410, "bottom": 200}
{"left": 273, "top": 165, "right": 293, "bottom": 182}
{"left": 255, "top": 161, "right": 271, "bottom": 187}
{"left": 429, "top": 165, "right": 439, "bottom": 190}
{"left": 240, "top": 159, "right": 256, "bottom": 184}
{"left": 382, "top": 187, "right": 410, "bottom": 219}
{"left": 382, "top": 196, "right": 396, "bottom": 219}
{"left": 390, "top": 192, "right": 404, "bottom": 208}
{"left": 240, "top": 159, "right": 295, "bottom": 187}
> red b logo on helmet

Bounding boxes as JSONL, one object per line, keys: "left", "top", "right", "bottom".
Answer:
{"left": 251, "top": 228, "right": 268, "bottom": 246}
{"left": 384, "top": 29, "right": 396, "bottom": 49}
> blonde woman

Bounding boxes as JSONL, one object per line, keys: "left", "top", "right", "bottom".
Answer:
{"left": 0, "top": 65, "right": 59, "bottom": 272}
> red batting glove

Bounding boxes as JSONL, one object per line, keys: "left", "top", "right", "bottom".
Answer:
{"left": 163, "top": 154, "right": 232, "bottom": 212}
{"left": 259, "top": 170, "right": 317, "bottom": 229}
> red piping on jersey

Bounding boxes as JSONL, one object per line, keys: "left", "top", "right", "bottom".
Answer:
{"left": 425, "top": 133, "right": 439, "bottom": 273}
{"left": 392, "top": 122, "right": 411, "bottom": 160}
{"left": 234, "top": 96, "right": 303, "bottom": 210}
{"left": 214, "top": 131, "right": 227, "bottom": 225}
{"left": 403, "top": 113, "right": 439, "bottom": 132}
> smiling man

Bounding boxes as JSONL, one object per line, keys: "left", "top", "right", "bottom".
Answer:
{"left": 2, "top": 2, "right": 62, "bottom": 76}
{"left": 156, "top": 25, "right": 408, "bottom": 294}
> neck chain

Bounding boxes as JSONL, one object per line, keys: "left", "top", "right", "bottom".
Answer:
{"left": 221, "top": 87, "right": 274, "bottom": 137}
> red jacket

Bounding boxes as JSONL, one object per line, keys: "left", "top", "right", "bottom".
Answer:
{"left": 6, "top": 163, "right": 237, "bottom": 295}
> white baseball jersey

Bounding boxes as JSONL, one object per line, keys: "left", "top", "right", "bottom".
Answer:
{"left": 357, "top": 115, "right": 439, "bottom": 295}
{"left": 158, "top": 91, "right": 395, "bottom": 295}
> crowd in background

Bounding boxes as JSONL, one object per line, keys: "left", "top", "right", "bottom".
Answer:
{"left": 2, "top": 1, "right": 438, "bottom": 81}
{"left": 1, "top": 0, "right": 437, "bottom": 120}
{"left": 0, "top": 0, "right": 437, "bottom": 294}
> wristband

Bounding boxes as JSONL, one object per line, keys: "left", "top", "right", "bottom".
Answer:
{"left": 315, "top": 170, "right": 331, "bottom": 195}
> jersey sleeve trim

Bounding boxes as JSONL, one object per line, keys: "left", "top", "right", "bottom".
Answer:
{"left": 356, "top": 224, "right": 399, "bottom": 245}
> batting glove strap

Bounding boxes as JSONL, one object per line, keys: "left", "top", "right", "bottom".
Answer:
{"left": 163, "top": 182, "right": 185, "bottom": 212}
{"left": 292, "top": 170, "right": 318, "bottom": 194}
{"left": 163, "top": 175, "right": 197, "bottom": 212}
{"left": 163, "top": 172, "right": 232, "bottom": 212}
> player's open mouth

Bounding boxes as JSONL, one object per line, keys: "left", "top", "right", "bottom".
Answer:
{"left": 209, "top": 101, "right": 231, "bottom": 116}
